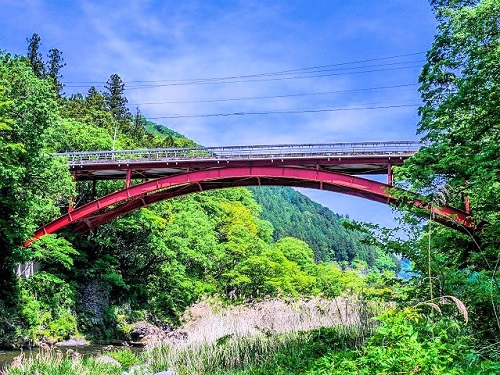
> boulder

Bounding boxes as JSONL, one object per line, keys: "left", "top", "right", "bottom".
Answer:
{"left": 55, "top": 338, "right": 89, "bottom": 347}
{"left": 130, "top": 321, "right": 167, "bottom": 345}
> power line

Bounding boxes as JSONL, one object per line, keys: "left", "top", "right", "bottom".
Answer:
{"left": 127, "top": 59, "right": 424, "bottom": 86}
{"left": 128, "top": 83, "right": 418, "bottom": 106}
{"left": 65, "top": 64, "right": 422, "bottom": 89}
{"left": 125, "top": 64, "right": 423, "bottom": 89}
{"left": 128, "top": 52, "right": 425, "bottom": 83}
{"left": 64, "top": 51, "right": 425, "bottom": 87}
{"left": 144, "top": 103, "right": 419, "bottom": 119}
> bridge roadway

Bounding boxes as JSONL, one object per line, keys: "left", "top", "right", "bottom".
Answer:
{"left": 59, "top": 141, "right": 423, "bottom": 183}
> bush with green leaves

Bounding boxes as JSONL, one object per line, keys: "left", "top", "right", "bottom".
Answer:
{"left": 308, "top": 308, "right": 500, "bottom": 375}
{"left": 17, "top": 272, "right": 78, "bottom": 342}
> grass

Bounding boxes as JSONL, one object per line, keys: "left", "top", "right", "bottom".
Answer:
{"left": 175, "top": 296, "right": 381, "bottom": 344}
{"left": 1, "top": 346, "right": 124, "bottom": 375}
{"left": 146, "top": 325, "right": 366, "bottom": 375}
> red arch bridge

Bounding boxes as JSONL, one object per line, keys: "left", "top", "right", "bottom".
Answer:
{"left": 26, "top": 141, "right": 474, "bottom": 246}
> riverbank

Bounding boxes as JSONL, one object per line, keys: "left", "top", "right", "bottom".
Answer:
{"left": 4, "top": 297, "right": 497, "bottom": 374}
{"left": 1, "top": 296, "right": 376, "bottom": 374}
{"left": 3, "top": 308, "right": 499, "bottom": 375}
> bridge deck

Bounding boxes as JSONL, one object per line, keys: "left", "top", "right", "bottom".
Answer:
{"left": 57, "top": 141, "right": 422, "bottom": 181}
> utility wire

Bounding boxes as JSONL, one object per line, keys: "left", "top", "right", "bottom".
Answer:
{"left": 65, "top": 64, "right": 422, "bottom": 89}
{"left": 64, "top": 51, "right": 425, "bottom": 87}
{"left": 128, "top": 52, "right": 425, "bottom": 83}
{"left": 127, "top": 59, "right": 424, "bottom": 86}
{"left": 128, "top": 83, "right": 418, "bottom": 106}
{"left": 144, "top": 103, "right": 419, "bottom": 119}
{"left": 124, "top": 64, "right": 423, "bottom": 89}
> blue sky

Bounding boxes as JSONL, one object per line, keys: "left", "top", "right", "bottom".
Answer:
{"left": 0, "top": 0, "right": 437, "bottom": 227}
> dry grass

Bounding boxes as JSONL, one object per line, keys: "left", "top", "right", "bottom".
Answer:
{"left": 0, "top": 345, "right": 123, "bottom": 375}
{"left": 415, "top": 295, "right": 469, "bottom": 323}
{"left": 164, "top": 295, "right": 384, "bottom": 346}
{"left": 143, "top": 295, "right": 387, "bottom": 374}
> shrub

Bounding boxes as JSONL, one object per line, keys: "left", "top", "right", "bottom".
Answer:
{"left": 107, "top": 349, "right": 139, "bottom": 371}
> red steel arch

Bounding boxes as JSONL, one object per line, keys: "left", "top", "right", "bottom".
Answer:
{"left": 26, "top": 166, "right": 473, "bottom": 245}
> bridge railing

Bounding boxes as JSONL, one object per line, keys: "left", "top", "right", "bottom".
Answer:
{"left": 53, "top": 141, "right": 424, "bottom": 164}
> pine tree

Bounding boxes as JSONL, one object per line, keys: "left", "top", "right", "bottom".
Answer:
{"left": 26, "top": 33, "right": 45, "bottom": 78}
{"left": 46, "top": 48, "right": 66, "bottom": 95}
{"left": 86, "top": 86, "right": 107, "bottom": 111}
{"left": 131, "top": 106, "right": 146, "bottom": 141}
{"left": 85, "top": 86, "right": 114, "bottom": 131}
{"left": 104, "top": 73, "right": 131, "bottom": 129}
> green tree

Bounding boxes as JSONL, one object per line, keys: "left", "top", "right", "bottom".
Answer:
{"left": 273, "top": 237, "right": 316, "bottom": 274}
{"left": 104, "top": 73, "right": 131, "bottom": 134}
{"left": 82, "top": 86, "right": 114, "bottom": 131}
{"left": 60, "top": 86, "right": 116, "bottom": 140}
{"left": 0, "top": 53, "right": 74, "bottom": 301}
{"left": 398, "top": 0, "right": 500, "bottom": 264}
{"left": 131, "top": 107, "right": 146, "bottom": 142}
{"left": 250, "top": 186, "right": 383, "bottom": 265}
{"left": 396, "top": 0, "right": 500, "bottom": 339}
{"left": 47, "top": 118, "right": 113, "bottom": 152}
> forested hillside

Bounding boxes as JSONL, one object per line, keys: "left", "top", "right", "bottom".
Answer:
{"left": 251, "top": 186, "right": 398, "bottom": 271}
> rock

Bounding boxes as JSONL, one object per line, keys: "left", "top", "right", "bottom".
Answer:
{"left": 42, "top": 336, "right": 57, "bottom": 346}
{"left": 78, "top": 279, "right": 111, "bottom": 325}
{"left": 153, "top": 370, "right": 177, "bottom": 375}
{"left": 130, "top": 321, "right": 167, "bottom": 344}
{"left": 96, "top": 355, "right": 121, "bottom": 367}
{"left": 165, "top": 329, "right": 188, "bottom": 344}
{"left": 55, "top": 338, "right": 89, "bottom": 347}
{"left": 122, "top": 363, "right": 151, "bottom": 375}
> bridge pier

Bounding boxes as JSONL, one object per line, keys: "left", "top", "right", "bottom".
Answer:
{"left": 387, "top": 163, "right": 393, "bottom": 186}
{"left": 68, "top": 171, "right": 77, "bottom": 213}
{"left": 126, "top": 169, "right": 132, "bottom": 188}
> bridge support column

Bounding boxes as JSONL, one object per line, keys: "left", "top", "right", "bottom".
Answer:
{"left": 463, "top": 180, "right": 471, "bottom": 214}
{"left": 68, "top": 171, "right": 76, "bottom": 213}
{"left": 126, "top": 169, "right": 132, "bottom": 188}
{"left": 387, "top": 163, "right": 393, "bottom": 186}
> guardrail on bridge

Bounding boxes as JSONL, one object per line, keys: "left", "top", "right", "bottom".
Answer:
{"left": 54, "top": 141, "right": 424, "bottom": 164}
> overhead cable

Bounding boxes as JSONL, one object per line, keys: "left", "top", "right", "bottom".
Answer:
{"left": 64, "top": 51, "right": 425, "bottom": 88}
{"left": 144, "top": 104, "right": 419, "bottom": 119}
{"left": 128, "top": 83, "right": 418, "bottom": 106}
